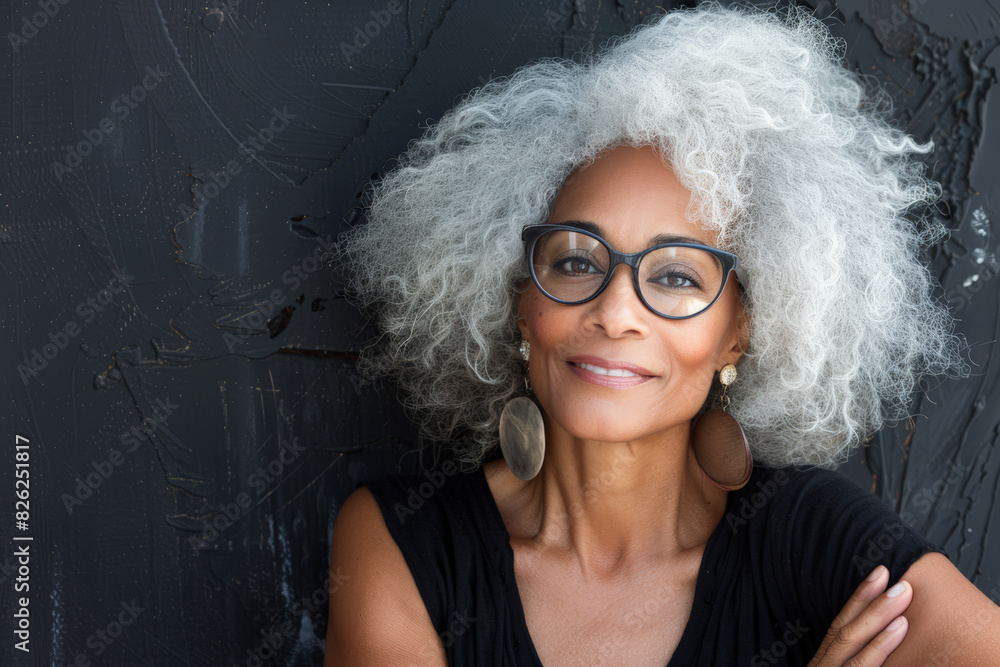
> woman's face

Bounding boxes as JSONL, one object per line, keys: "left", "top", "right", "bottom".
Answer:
{"left": 517, "top": 144, "right": 747, "bottom": 445}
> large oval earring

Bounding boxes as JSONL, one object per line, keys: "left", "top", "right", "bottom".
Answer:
{"left": 499, "top": 340, "right": 545, "bottom": 480}
{"left": 690, "top": 363, "right": 752, "bottom": 491}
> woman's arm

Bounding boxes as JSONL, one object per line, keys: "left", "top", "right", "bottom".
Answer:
{"left": 324, "top": 486, "right": 448, "bottom": 666}
{"left": 882, "top": 552, "right": 1000, "bottom": 665}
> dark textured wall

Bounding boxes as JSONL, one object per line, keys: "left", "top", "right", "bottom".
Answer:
{"left": 2, "top": 1, "right": 998, "bottom": 665}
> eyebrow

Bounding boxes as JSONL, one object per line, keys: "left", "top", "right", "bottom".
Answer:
{"left": 556, "top": 220, "right": 711, "bottom": 248}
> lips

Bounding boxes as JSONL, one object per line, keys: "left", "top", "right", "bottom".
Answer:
{"left": 565, "top": 355, "right": 655, "bottom": 388}
{"left": 573, "top": 362, "right": 642, "bottom": 377}
{"left": 565, "top": 355, "right": 655, "bottom": 376}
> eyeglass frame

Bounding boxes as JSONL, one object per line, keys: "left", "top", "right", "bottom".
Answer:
{"left": 521, "top": 223, "right": 749, "bottom": 320}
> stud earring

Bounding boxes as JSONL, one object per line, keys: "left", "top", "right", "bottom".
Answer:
{"left": 499, "top": 339, "right": 545, "bottom": 480}
{"left": 690, "top": 363, "right": 752, "bottom": 491}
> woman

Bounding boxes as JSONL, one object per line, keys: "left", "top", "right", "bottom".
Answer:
{"left": 325, "top": 2, "right": 1000, "bottom": 665}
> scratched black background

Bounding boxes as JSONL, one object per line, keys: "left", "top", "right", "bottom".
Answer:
{"left": 1, "top": 1, "right": 998, "bottom": 665}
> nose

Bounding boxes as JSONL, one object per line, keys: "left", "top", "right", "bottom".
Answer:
{"left": 586, "top": 263, "right": 651, "bottom": 338}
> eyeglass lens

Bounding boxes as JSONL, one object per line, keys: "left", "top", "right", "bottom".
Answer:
{"left": 531, "top": 229, "right": 726, "bottom": 318}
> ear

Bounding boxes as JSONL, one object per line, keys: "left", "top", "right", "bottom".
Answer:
{"left": 515, "top": 278, "right": 530, "bottom": 341}
{"left": 720, "top": 300, "right": 750, "bottom": 369}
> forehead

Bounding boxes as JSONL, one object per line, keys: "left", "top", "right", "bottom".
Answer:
{"left": 548, "top": 144, "right": 719, "bottom": 249}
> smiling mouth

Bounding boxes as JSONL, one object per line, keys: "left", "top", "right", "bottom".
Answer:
{"left": 571, "top": 362, "right": 643, "bottom": 378}
{"left": 565, "top": 359, "right": 655, "bottom": 388}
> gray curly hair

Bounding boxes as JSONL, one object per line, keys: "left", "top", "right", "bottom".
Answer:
{"left": 336, "top": 1, "right": 966, "bottom": 469}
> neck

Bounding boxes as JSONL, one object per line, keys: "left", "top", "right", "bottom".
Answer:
{"left": 505, "top": 416, "right": 728, "bottom": 578}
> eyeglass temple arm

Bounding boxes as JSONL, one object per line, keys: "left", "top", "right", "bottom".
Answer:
{"left": 732, "top": 261, "right": 749, "bottom": 290}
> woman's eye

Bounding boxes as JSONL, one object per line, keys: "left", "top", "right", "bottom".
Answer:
{"left": 554, "top": 257, "right": 600, "bottom": 274}
{"left": 652, "top": 271, "right": 701, "bottom": 290}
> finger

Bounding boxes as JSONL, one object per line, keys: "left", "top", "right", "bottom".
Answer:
{"left": 814, "top": 580, "right": 913, "bottom": 666}
{"left": 809, "top": 565, "right": 890, "bottom": 665}
{"left": 829, "top": 565, "right": 890, "bottom": 633}
{"left": 840, "top": 615, "right": 909, "bottom": 667}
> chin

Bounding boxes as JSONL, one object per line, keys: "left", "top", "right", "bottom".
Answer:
{"left": 544, "top": 401, "right": 665, "bottom": 445}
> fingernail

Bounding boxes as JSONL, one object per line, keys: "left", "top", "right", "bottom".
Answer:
{"left": 886, "top": 582, "right": 906, "bottom": 598}
{"left": 887, "top": 616, "right": 905, "bottom": 632}
{"left": 867, "top": 565, "right": 885, "bottom": 582}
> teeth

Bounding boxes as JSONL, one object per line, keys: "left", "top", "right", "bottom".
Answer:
{"left": 575, "top": 362, "right": 640, "bottom": 377}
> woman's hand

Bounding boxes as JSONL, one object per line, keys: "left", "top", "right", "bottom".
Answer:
{"left": 807, "top": 564, "right": 913, "bottom": 666}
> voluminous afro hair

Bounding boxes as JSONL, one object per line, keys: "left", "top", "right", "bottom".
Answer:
{"left": 336, "top": 1, "right": 966, "bottom": 470}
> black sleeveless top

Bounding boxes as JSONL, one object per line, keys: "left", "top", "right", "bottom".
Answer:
{"left": 362, "top": 464, "right": 946, "bottom": 666}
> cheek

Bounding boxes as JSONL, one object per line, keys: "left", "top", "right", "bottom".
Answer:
{"left": 520, "top": 293, "right": 583, "bottom": 407}
{"left": 521, "top": 290, "right": 587, "bottom": 358}
{"left": 662, "top": 326, "right": 722, "bottom": 369}
{"left": 520, "top": 287, "right": 556, "bottom": 334}
{"left": 659, "top": 334, "right": 721, "bottom": 411}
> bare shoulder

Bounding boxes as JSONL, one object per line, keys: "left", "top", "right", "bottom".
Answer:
{"left": 324, "top": 484, "right": 446, "bottom": 667}
{"left": 885, "top": 551, "right": 1000, "bottom": 666}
